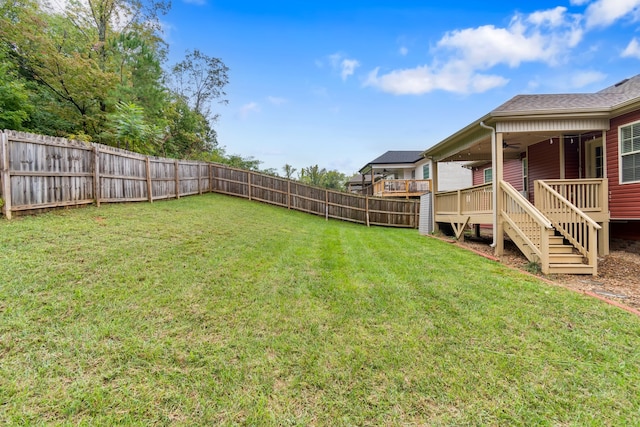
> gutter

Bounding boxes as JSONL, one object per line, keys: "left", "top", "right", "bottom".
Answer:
{"left": 479, "top": 121, "right": 497, "bottom": 248}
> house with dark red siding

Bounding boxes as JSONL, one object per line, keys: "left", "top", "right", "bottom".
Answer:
{"left": 423, "top": 75, "right": 640, "bottom": 276}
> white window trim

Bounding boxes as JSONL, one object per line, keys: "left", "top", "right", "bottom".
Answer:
{"left": 484, "top": 167, "right": 493, "bottom": 184}
{"left": 619, "top": 120, "right": 640, "bottom": 185}
{"left": 422, "top": 164, "right": 430, "bottom": 180}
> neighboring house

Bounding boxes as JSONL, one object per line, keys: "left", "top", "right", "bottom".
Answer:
{"left": 358, "top": 150, "right": 471, "bottom": 197}
{"left": 346, "top": 173, "right": 382, "bottom": 194}
{"left": 423, "top": 74, "right": 640, "bottom": 275}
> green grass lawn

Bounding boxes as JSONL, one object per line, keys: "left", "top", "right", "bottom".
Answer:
{"left": 1, "top": 194, "right": 639, "bottom": 425}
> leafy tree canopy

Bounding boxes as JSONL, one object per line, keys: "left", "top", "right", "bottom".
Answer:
{"left": 0, "top": 0, "right": 227, "bottom": 161}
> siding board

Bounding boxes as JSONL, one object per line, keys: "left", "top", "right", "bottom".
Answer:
{"left": 607, "top": 110, "right": 640, "bottom": 219}
{"left": 528, "top": 139, "right": 561, "bottom": 203}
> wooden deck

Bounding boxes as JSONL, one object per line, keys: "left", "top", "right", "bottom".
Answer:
{"left": 373, "top": 179, "right": 432, "bottom": 198}
{"left": 434, "top": 179, "right": 609, "bottom": 275}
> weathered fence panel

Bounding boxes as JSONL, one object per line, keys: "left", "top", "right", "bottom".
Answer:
{"left": 0, "top": 130, "right": 420, "bottom": 228}
{"left": 212, "top": 165, "right": 249, "bottom": 198}
{"left": 3, "top": 131, "right": 95, "bottom": 214}
{"left": 179, "top": 161, "right": 202, "bottom": 197}
{"left": 97, "top": 145, "right": 148, "bottom": 202}
{"left": 250, "top": 173, "right": 289, "bottom": 207}
{"left": 328, "top": 191, "right": 367, "bottom": 224}
{"left": 149, "top": 158, "right": 177, "bottom": 200}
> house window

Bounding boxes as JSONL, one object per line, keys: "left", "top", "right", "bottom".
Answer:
{"left": 422, "top": 164, "right": 430, "bottom": 179}
{"left": 484, "top": 167, "right": 493, "bottom": 183}
{"left": 594, "top": 146, "right": 603, "bottom": 178}
{"left": 620, "top": 122, "right": 640, "bottom": 183}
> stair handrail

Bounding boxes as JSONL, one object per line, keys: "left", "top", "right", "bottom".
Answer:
{"left": 535, "top": 180, "right": 600, "bottom": 272}
{"left": 500, "top": 181, "right": 553, "bottom": 266}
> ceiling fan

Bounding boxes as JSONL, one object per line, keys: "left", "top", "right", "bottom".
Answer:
{"left": 503, "top": 141, "right": 521, "bottom": 150}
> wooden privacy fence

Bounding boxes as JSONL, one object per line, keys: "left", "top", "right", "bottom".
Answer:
{"left": 0, "top": 131, "right": 420, "bottom": 227}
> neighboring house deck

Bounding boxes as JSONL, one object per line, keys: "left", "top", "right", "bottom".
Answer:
{"left": 357, "top": 150, "right": 471, "bottom": 198}
{"left": 424, "top": 75, "right": 640, "bottom": 275}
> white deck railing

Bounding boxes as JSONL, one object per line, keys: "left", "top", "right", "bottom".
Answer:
{"left": 542, "top": 179, "right": 608, "bottom": 218}
{"left": 373, "top": 179, "right": 431, "bottom": 196}
{"left": 500, "top": 181, "right": 553, "bottom": 269}
{"left": 434, "top": 182, "right": 493, "bottom": 216}
{"left": 535, "top": 180, "right": 601, "bottom": 273}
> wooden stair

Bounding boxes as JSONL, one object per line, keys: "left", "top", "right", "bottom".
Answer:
{"left": 547, "top": 234, "right": 594, "bottom": 275}
{"left": 504, "top": 225, "right": 595, "bottom": 275}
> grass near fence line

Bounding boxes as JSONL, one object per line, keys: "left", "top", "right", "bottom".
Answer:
{"left": 1, "top": 194, "right": 639, "bottom": 425}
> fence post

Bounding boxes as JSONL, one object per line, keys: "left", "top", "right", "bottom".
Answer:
{"left": 174, "top": 160, "right": 180, "bottom": 199}
{"left": 198, "top": 162, "right": 202, "bottom": 195}
{"left": 287, "top": 181, "right": 291, "bottom": 209}
{"left": 365, "top": 195, "right": 370, "bottom": 227}
{"left": 325, "top": 189, "right": 329, "bottom": 221}
{"left": 208, "top": 164, "right": 212, "bottom": 193}
{"left": 212, "top": 164, "right": 216, "bottom": 193}
{"left": 145, "top": 157, "right": 153, "bottom": 203}
{"left": 248, "top": 171, "right": 252, "bottom": 200}
{"left": 92, "top": 145, "right": 101, "bottom": 207}
{"left": 0, "top": 132, "right": 12, "bottom": 219}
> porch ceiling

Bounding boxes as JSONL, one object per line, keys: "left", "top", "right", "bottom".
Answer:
{"left": 425, "top": 118, "right": 608, "bottom": 163}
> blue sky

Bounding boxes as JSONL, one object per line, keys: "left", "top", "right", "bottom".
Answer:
{"left": 163, "top": 0, "right": 640, "bottom": 176}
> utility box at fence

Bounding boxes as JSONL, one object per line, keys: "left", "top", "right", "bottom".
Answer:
{"left": 419, "top": 192, "right": 433, "bottom": 235}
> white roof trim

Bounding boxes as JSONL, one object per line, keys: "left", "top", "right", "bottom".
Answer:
{"left": 496, "top": 118, "right": 610, "bottom": 133}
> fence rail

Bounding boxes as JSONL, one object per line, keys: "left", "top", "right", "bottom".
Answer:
{"left": 0, "top": 130, "right": 419, "bottom": 228}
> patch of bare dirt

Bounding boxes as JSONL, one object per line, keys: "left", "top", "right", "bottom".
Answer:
{"left": 452, "top": 234, "right": 640, "bottom": 311}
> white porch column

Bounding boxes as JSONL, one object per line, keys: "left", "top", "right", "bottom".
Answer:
{"left": 495, "top": 132, "right": 505, "bottom": 257}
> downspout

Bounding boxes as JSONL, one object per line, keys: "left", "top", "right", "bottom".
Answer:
{"left": 479, "top": 121, "right": 497, "bottom": 248}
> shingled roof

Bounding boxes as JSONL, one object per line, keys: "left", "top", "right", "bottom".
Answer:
{"left": 368, "top": 150, "right": 423, "bottom": 165}
{"left": 424, "top": 74, "right": 640, "bottom": 162}
{"left": 492, "top": 74, "right": 640, "bottom": 115}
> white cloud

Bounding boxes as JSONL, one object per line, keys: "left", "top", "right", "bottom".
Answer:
{"left": 328, "top": 53, "right": 360, "bottom": 81}
{"left": 569, "top": 70, "right": 607, "bottom": 87}
{"left": 182, "top": 0, "right": 206, "bottom": 5}
{"left": 622, "top": 37, "right": 640, "bottom": 58}
{"left": 365, "top": 7, "right": 581, "bottom": 95}
{"left": 364, "top": 64, "right": 508, "bottom": 95}
{"left": 570, "top": 0, "right": 591, "bottom": 5}
{"left": 340, "top": 59, "right": 360, "bottom": 80}
{"left": 399, "top": 46, "right": 409, "bottom": 56}
{"left": 528, "top": 6, "right": 572, "bottom": 27}
{"left": 239, "top": 102, "right": 260, "bottom": 119}
{"left": 583, "top": 0, "right": 640, "bottom": 28}
{"left": 438, "top": 10, "right": 583, "bottom": 68}
{"left": 267, "top": 96, "right": 287, "bottom": 106}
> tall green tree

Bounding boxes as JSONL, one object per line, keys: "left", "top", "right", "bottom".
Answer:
{"left": 0, "top": 0, "right": 235, "bottom": 163}
{"left": 282, "top": 164, "right": 297, "bottom": 179}
{"left": 170, "top": 49, "right": 229, "bottom": 123}
{"left": 0, "top": 50, "right": 32, "bottom": 130}
{"left": 108, "top": 101, "right": 156, "bottom": 152}
{"left": 299, "top": 165, "right": 348, "bottom": 190}
{"left": 0, "top": 0, "right": 116, "bottom": 133}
